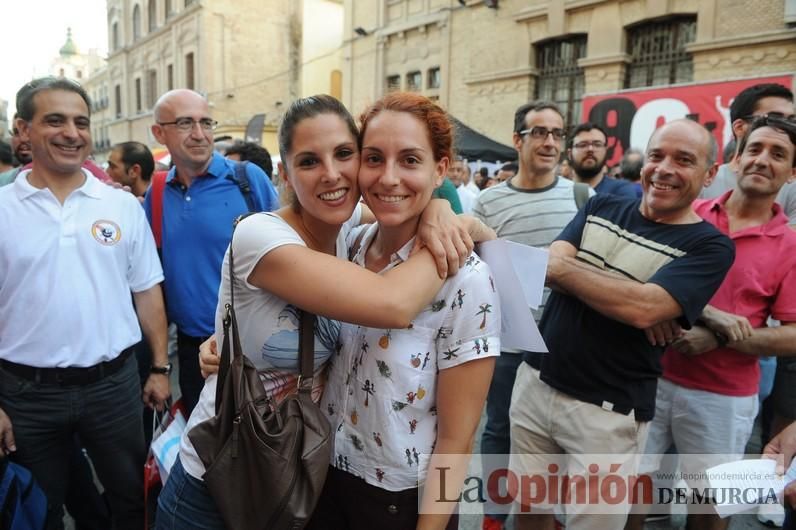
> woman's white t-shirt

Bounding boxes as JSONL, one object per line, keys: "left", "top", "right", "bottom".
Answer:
{"left": 179, "top": 207, "right": 361, "bottom": 480}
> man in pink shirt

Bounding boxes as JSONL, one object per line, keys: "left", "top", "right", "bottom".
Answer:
{"left": 630, "top": 116, "right": 796, "bottom": 530}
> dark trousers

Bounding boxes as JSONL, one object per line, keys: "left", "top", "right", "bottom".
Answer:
{"left": 176, "top": 332, "right": 209, "bottom": 415}
{"left": 307, "top": 466, "right": 459, "bottom": 530}
{"left": 134, "top": 339, "right": 156, "bottom": 446}
{"left": 0, "top": 355, "right": 146, "bottom": 530}
{"left": 64, "top": 437, "right": 111, "bottom": 530}
{"left": 480, "top": 352, "right": 524, "bottom": 521}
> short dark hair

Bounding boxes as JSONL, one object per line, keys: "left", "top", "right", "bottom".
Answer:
{"left": 113, "top": 141, "right": 155, "bottom": 181}
{"left": 730, "top": 83, "right": 793, "bottom": 124}
{"left": 737, "top": 115, "right": 796, "bottom": 168}
{"left": 568, "top": 122, "right": 607, "bottom": 148}
{"left": 478, "top": 167, "right": 489, "bottom": 178}
{"left": 0, "top": 140, "right": 13, "bottom": 166}
{"left": 16, "top": 77, "right": 92, "bottom": 122}
{"left": 225, "top": 141, "right": 274, "bottom": 178}
{"left": 500, "top": 162, "right": 518, "bottom": 174}
{"left": 620, "top": 148, "right": 644, "bottom": 182}
{"left": 513, "top": 101, "right": 564, "bottom": 134}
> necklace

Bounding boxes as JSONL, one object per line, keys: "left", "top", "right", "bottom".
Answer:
{"left": 297, "top": 213, "right": 334, "bottom": 254}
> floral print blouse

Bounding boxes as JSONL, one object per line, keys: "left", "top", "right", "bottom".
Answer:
{"left": 320, "top": 224, "right": 501, "bottom": 491}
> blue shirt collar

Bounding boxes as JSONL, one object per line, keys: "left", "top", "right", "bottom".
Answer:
{"left": 166, "top": 151, "right": 227, "bottom": 184}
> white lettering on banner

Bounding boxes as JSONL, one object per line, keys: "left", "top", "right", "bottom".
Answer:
{"left": 630, "top": 98, "right": 691, "bottom": 150}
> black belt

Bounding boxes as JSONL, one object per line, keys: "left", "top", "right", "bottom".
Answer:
{"left": 0, "top": 347, "right": 134, "bottom": 386}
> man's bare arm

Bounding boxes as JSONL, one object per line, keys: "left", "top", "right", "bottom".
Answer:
{"left": 546, "top": 241, "right": 682, "bottom": 329}
{"left": 726, "top": 322, "right": 796, "bottom": 357}
{"left": 133, "top": 284, "right": 171, "bottom": 410}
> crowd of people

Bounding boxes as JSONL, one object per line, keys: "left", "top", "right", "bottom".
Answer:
{"left": 0, "top": 74, "right": 794, "bottom": 530}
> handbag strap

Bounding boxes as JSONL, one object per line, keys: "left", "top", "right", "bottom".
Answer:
{"left": 214, "top": 215, "right": 252, "bottom": 413}
{"left": 297, "top": 310, "right": 316, "bottom": 395}
{"left": 216, "top": 213, "right": 317, "bottom": 402}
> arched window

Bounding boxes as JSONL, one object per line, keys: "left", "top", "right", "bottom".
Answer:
{"left": 148, "top": 0, "right": 157, "bottom": 32}
{"left": 132, "top": 4, "right": 142, "bottom": 41}
{"left": 165, "top": 0, "right": 172, "bottom": 20}
{"left": 625, "top": 16, "right": 696, "bottom": 88}
{"left": 534, "top": 35, "right": 587, "bottom": 127}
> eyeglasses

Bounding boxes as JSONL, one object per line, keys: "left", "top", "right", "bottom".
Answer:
{"left": 518, "top": 126, "right": 565, "bottom": 141}
{"left": 158, "top": 117, "right": 218, "bottom": 131}
{"left": 741, "top": 112, "right": 796, "bottom": 123}
{"left": 746, "top": 114, "right": 796, "bottom": 131}
{"left": 572, "top": 140, "right": 606, "bottom": 150}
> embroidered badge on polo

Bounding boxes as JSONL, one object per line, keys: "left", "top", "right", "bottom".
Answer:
{"left": 91, "top": 220, "right": 122, "bottom": 245}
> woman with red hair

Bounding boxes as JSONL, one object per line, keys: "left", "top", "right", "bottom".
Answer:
{"left": 308, "top": 93, "right": 501, "bottom": 530}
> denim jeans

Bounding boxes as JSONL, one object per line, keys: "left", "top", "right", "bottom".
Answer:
{"left": 156, "top": 457, "right": 225, "bottom": 530}
{"left": 0, "top": 355, "right": 145, "bottom": 530}
{"left": 759, "top": 356, "right": 777, "bottom": 403}
{"left": 480, "top": 352, "right": 524, "bottom": 521}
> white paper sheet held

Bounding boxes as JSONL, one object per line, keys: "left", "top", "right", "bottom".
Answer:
{"left": 477, "top": 239, "right": 548, "bottom": 352}
{"left": 707, "top": 457, "right": 796, "bottom": 517}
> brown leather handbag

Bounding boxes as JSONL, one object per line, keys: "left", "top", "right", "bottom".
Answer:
{"left": 188, "top": 218, "right": 332, "bottom": 530}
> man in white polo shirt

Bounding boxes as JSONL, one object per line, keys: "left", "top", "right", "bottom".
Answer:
{"left": 0, "top": 77, "right": 170, "bottom": 530}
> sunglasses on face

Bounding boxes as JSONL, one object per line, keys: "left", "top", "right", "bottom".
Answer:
{"left": 741, "top": 112, "right": 796, "bottom": 123}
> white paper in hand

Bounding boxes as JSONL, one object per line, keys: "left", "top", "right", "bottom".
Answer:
{"left": 477, "top": 239, "right": 548, "bottom": 352}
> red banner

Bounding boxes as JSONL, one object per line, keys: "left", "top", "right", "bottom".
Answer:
{"left": 581, "top": 75, "right": 794, "bottom": 167}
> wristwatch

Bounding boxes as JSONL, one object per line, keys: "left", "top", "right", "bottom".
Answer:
{"left": 150, "top": 363, "right": 173, "bottom": 375}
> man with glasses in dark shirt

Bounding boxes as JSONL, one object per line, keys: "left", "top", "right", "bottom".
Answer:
{"left": 145, "top": 89, "right": 279, "bottom": 414}
{"left": 568, "top": 122, "right": 637, "bottom": 198}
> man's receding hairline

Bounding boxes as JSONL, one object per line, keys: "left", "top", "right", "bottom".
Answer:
{"left": 153, "top": 89, "right": 208, "bottom": 121}
{"left": 647, "top": 119, "right": 712, "bottom": 156}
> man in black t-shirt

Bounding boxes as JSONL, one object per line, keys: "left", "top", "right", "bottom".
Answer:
{"left": 508, "top": 119, "right": 735, "bottom": 530}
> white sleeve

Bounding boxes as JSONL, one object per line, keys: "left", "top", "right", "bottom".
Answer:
{"left": 436, "top": 253, "right": 501, "bottom": 370}
{"left": 230, "top": 213, "right": 306, "bottom": 290}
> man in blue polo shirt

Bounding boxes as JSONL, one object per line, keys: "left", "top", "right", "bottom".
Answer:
{"left": 146, "top": 89, "right": 279, "bottom": 413}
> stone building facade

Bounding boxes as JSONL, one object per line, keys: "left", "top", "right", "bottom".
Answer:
{"left": 95, "top": 0, "right": 343, "bottom": 156}
{"left": 342, "top": 0, "right": 796, "bottom": 148}
{"left": 103, "top": 0, "right": 299, "bottom": 154}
